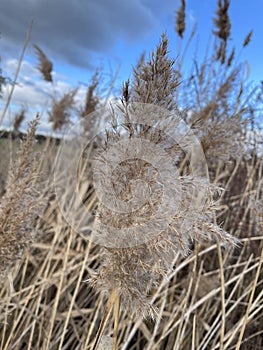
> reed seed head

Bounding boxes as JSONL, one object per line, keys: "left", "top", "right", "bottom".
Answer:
{"left": 34, "top": 44, "right": 53, "bottom": 82}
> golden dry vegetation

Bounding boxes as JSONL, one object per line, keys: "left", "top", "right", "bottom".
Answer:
{"left": 0, "top": 1, "right": 262, "bottom": 349}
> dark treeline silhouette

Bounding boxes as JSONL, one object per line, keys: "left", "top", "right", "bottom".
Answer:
{"left": 0, "top": 130, "right": 61, "bottom": 145}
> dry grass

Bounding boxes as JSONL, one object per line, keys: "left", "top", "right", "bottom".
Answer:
{"left": 0, "top": 206, "right": 262, "bottom": 349}
{"left": 0, "top": 144, "right": 262, "bottom": 349}
{"left": 0, "top": 1, "right": 262, "bottom": 349}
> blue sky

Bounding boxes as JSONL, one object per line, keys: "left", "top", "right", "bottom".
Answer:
{"left": 0, "top": 0, "right": 262, "bottom": 132}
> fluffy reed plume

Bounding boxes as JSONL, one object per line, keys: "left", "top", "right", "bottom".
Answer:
{"left": 34, "top": 44, "right": 53, "bottom": 82}
{"left": 175, "top": 0, "right": 186, "bottom": 38}
{"left": 89, "top": 100, "right": 239, "bottom": 320}
{"left": 0, "top": 115, "right": 43, "bottom": 281}
{"left": 197, "top": 113, "right": 243, "bottom": 161}
{"left": 183, "top": 56, "right": 248, "bottom": 161}
{"left": 48, "top": 89, "right": 77, "bottom": 131}
{"left": 88, "top": 36, "right": 239, "bottom": 326}
{"left": 190, "top": 95, "right": 245, "bottom": 161}
{"left": 132, "top": 33, "right": 179, "bottom": 110}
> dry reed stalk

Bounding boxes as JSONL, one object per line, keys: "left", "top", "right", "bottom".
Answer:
{"left": 0, "top": 19, "right": 34, "bottom": 127}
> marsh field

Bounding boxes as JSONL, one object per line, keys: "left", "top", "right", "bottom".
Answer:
{"left": 0, "top": 1, "right": 263, "bottom": 349}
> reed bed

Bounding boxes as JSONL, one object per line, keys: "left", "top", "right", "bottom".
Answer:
{"left": 0, "top": 1, "right": 262, "bottom": 349}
